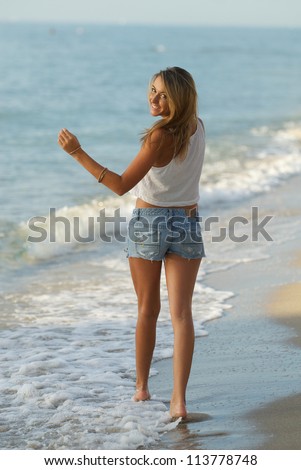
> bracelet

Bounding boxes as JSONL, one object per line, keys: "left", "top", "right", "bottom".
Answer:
{"left": 69, "top": 145, "right": 81, "bottom": 155}
{"left": 98, "top": 167, "right": 108, "bottom": 183}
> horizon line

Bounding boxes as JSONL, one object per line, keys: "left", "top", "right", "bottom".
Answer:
{"left": 0, "top": 19, "right": 301, "bottom": 29}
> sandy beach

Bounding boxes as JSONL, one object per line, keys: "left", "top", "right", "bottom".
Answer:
{"left": 150, "top": 174, "right": 301, "bottom": 450}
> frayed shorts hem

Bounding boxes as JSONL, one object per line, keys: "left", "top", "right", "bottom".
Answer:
{"left": 126, "top": 253, "right": 205, "bottom": 261}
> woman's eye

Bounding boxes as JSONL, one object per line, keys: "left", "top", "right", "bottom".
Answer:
{"left": 150, "top": 87, "right": 167, "bottom": 99}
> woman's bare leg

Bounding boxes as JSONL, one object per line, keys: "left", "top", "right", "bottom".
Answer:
{"left": 129, "top": 257, "right": 162, "bottom": 401}
{"left": 164, "top": 255, "right": 201, "bottom": 418}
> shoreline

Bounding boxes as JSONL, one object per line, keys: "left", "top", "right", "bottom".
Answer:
{"left": 150, "top": 175, "right": 301, "bottom": 450}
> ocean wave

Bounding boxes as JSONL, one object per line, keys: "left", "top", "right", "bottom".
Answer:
{"left": 201, "top": 121, "right": 301, "bottom": 207}
{"left": 200, "top": 152, "right": 301, "bottom": 206}
{"left": 19, "top": 195, "right": 134, "bottom": 261}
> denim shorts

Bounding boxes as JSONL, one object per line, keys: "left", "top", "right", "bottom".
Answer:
{"left": 126, "top": 208, "right": 205, "bottom": 261}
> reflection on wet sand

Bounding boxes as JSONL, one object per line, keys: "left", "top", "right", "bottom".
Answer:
{"left": 151, "top": 412, "right": 229, "bottom": 450}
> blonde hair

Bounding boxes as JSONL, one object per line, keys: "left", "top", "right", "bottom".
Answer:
{"left": 141, "top": 67, "right": 198, "bottom": 160}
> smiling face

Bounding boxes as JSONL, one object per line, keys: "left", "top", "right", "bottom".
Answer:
{"left": 148, "top": 76, "right": 170, "bottom": 118}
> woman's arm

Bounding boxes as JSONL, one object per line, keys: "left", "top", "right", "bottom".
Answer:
{"left": 57, "top": 128, "right": 169, "bottom": 196}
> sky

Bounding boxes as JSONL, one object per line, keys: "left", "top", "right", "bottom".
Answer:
{"left": 0, "top": 0, "right": 301, "bottom": 27}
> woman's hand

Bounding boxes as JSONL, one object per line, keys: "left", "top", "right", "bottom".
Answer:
{"left": 58, "top": 128, "right": 81, "bottom": 155}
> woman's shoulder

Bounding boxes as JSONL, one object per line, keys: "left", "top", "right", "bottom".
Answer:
{"left": 149, "top": 127, "right": 172, "bottom": 141}
{"left": 145, "top": 127, "right": 174, "bottom": 150}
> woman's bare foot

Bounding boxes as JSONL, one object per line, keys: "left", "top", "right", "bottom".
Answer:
{"left": 169, "top": 400, "right": 187, "bottom": 420}
{"left": 132, "top": 388, "right": 151, "bottom": 402}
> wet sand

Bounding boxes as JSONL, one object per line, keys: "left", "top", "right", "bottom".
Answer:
{"left": 255, "top": 276, "right": 301, "bottom": 449}
{"left": 150, "top": 175, "right": 301, "bottom": 450}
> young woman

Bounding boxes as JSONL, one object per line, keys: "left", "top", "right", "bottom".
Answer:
{"left": 58, "top": 66, "right": 205, "bottom": 419}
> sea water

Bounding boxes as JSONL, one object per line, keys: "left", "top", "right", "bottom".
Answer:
{"left": 0, "top": 23, "right": 300, "bottom": 449}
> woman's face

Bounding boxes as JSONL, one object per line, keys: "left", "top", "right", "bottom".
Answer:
{"left": 149, "top": 76, "right": 170, "bottom": 118}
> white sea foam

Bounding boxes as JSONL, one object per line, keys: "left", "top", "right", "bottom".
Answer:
{"left": 0, "top": 252, "right": 232, "bottom": 449}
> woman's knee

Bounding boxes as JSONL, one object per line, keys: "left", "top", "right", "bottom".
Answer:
{"left": 138, "top": 301, "right": 161, "bottom": 321}
{"left": 171, "top": 307, "right": 193, "bottom": 324}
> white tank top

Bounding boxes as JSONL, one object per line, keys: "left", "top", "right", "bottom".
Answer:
{"left": 130, "top": 118, "right": 205, "bottom": 206}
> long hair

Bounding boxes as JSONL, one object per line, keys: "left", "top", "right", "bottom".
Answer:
{"left": 141, "top": 67, "right": 198, "bottom": 160}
